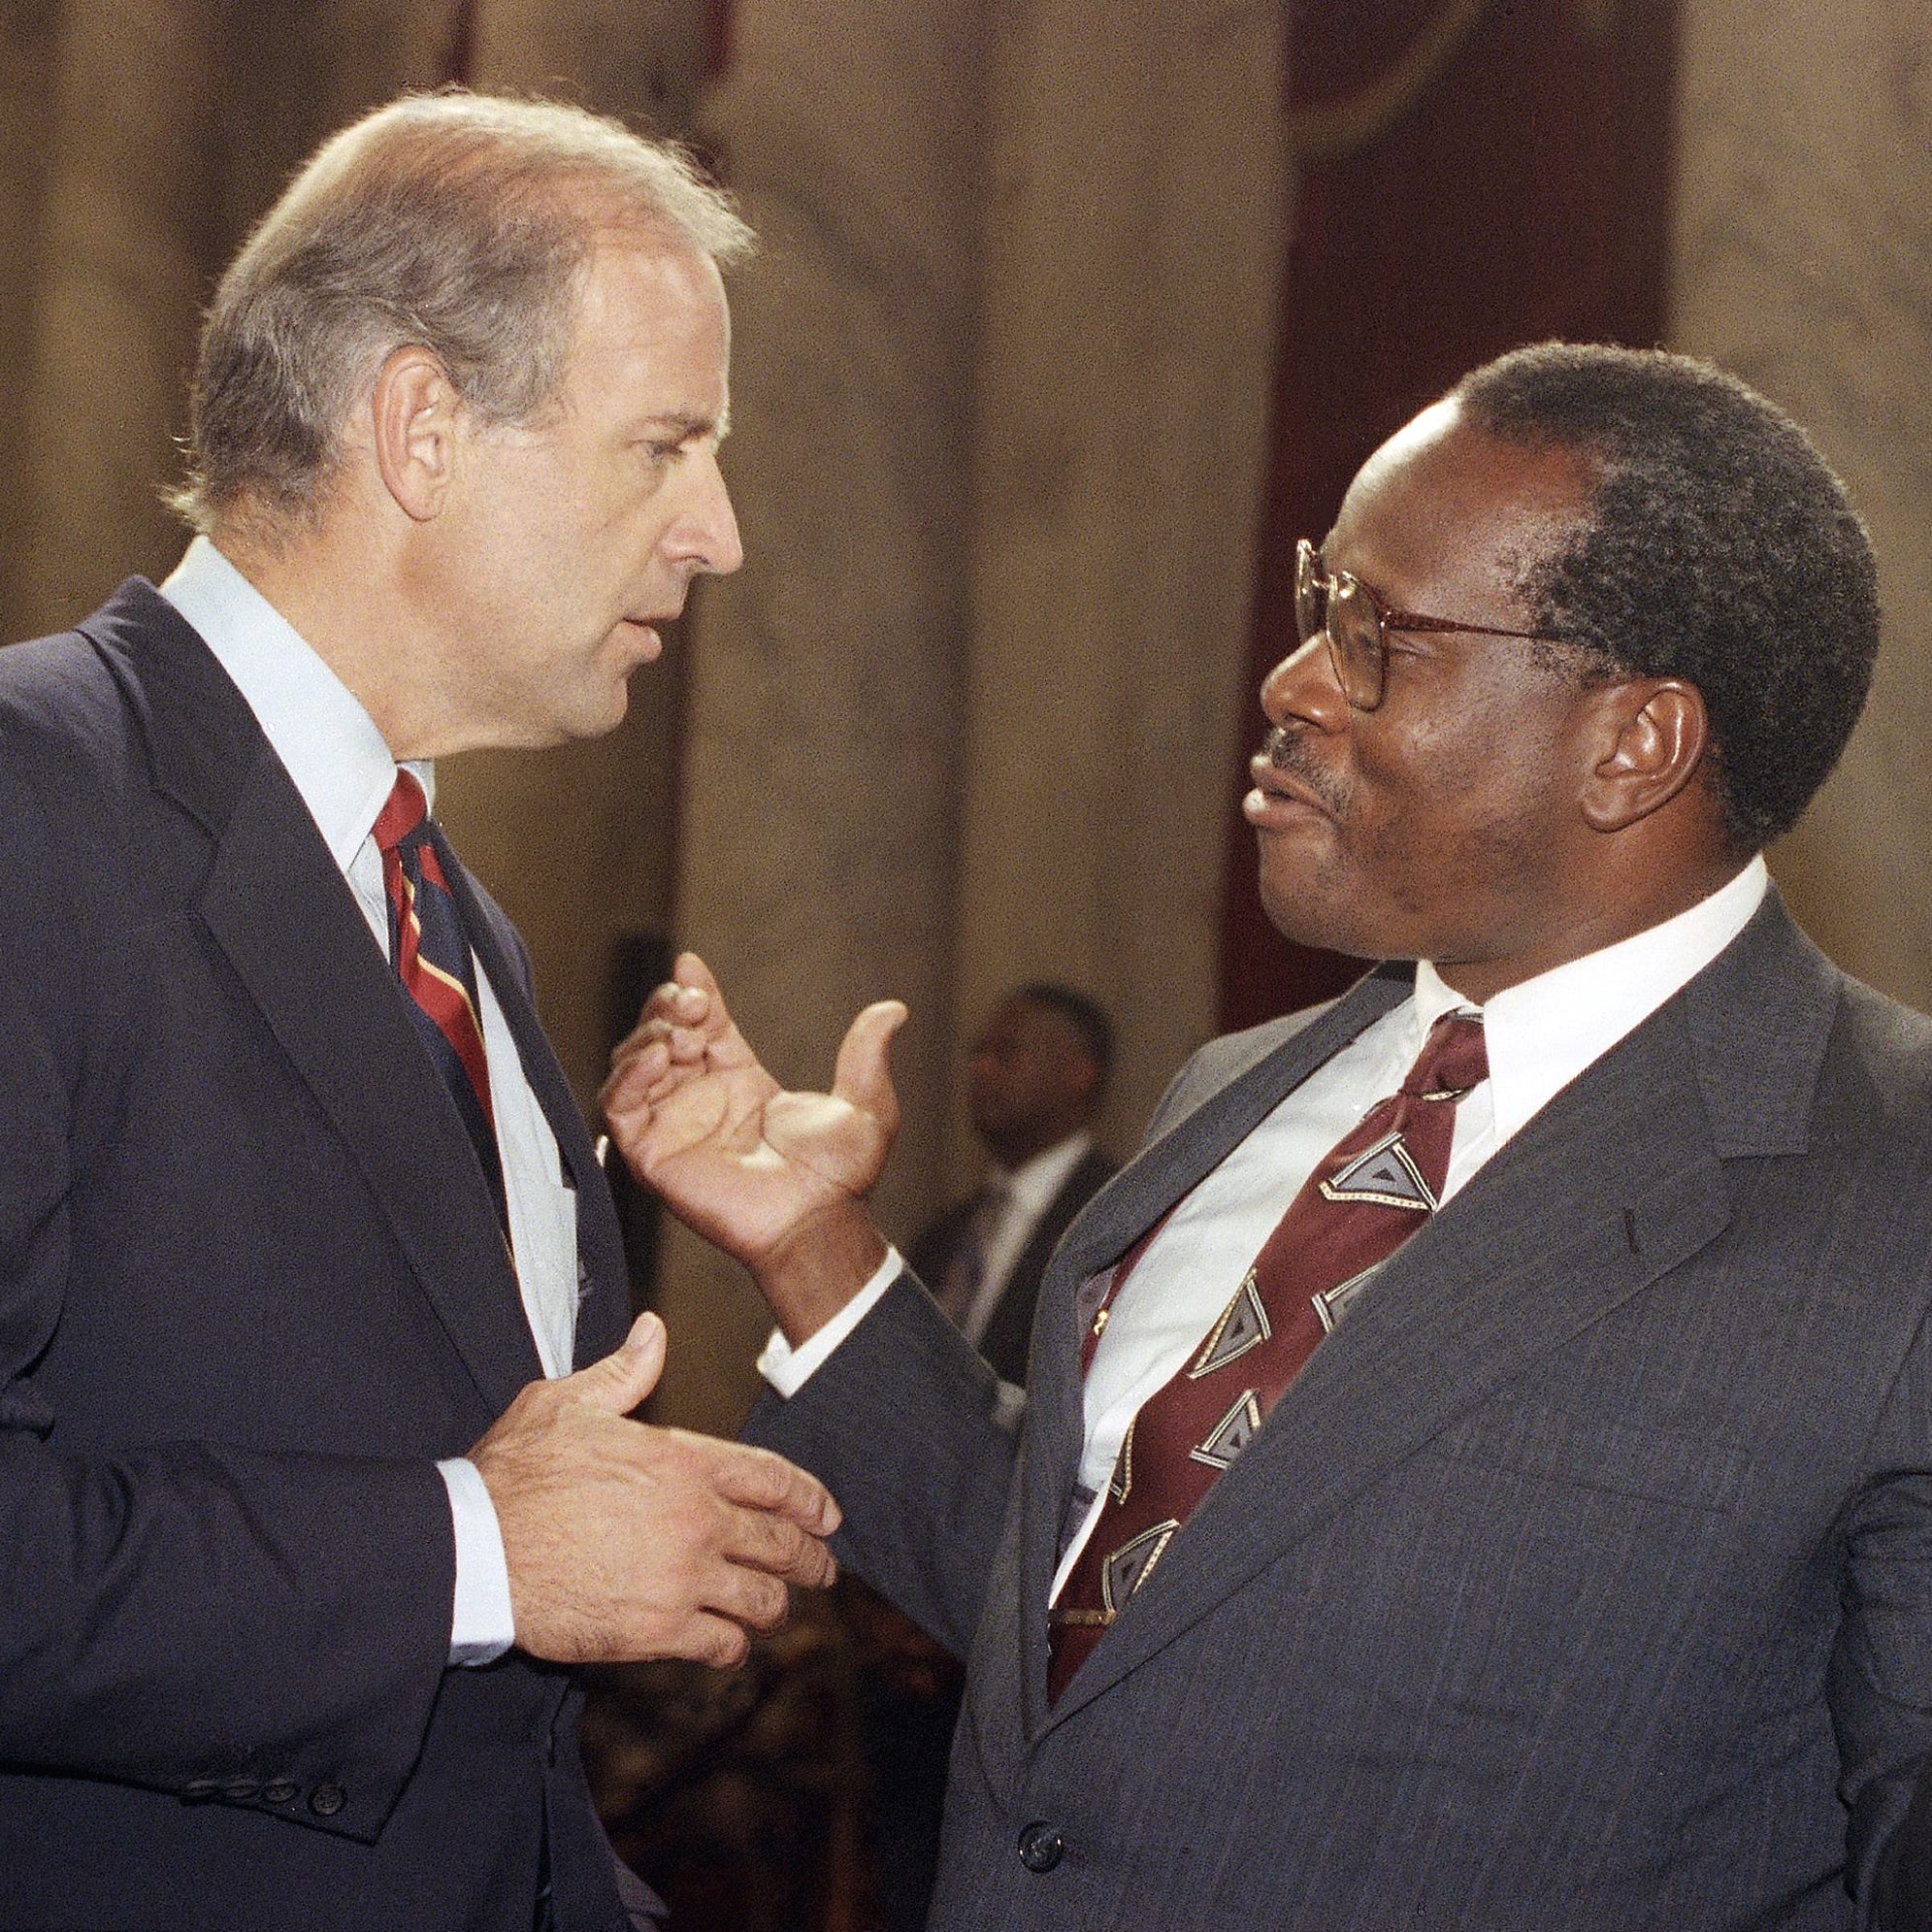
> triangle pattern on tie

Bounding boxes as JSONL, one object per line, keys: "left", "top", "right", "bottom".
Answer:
{"left": 1046, "top": 1009, "right": 1488, "bottom": 1705}
{"left": 1319, "top": 1130, "right": 1435, "bottom": 1211}
{"left": 1108, "top": 1421, "right": 1134, "bottom": 1503}
{"left": 1189, "top": 1389, "right": 1263, "bottom": 1471}
{"left": 1101, "top": 1520, "right": 1179, "bottom": 1615}
{"left": 1188, "top": 1271, "right": 1271, "bottom": 1378}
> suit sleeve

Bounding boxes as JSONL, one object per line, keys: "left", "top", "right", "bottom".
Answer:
{"left": 0, "top": 723, "right": 453, "bottom": 1842}
{"left": 1831, "top": 1303, "right": 1932, "bottom": 1917}
{"left": 743, "top": 1273, "right": 1023, "bottom": 1657}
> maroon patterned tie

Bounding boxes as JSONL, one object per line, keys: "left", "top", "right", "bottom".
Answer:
{"left": 1046, "top": 1011, "right": 1487, "bottom": 1703}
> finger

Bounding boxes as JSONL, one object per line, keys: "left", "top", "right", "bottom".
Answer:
{"left": 710, "top": 1440, "right": 842, "bottom": 1535}
{"left": 671, "top": 951, "right": 722, "bottom": 1001}
{"left": 600, "top": 1034, "right": 669, "bottom": 1104}
{"left": 698, "top": 1556, "right": 795, "bottom": 1632}
{"left": 719, "top": 1505, "right": 839, "bottom": 1589}
{"left": 831, "top": 999, "right": 910, "bottom": 1133}
{"left": 564, "top": 1312, "right": 667, "bottom": 1416}
{"left": 639, "top": 975, "right": 712, "bottom": 1031}
{"left": 668, "top": 954, "right": 765, "bottom": 1072}
{"left": 673, "top": 1610, "right": 753, "bottom": 1671}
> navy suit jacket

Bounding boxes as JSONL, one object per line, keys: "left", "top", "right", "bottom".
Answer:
{"left": 750, "top": 895, "right": 1932, "bottom": 1928}
{"left": 0, "top": 582, "right": 647, "bottom": 1930}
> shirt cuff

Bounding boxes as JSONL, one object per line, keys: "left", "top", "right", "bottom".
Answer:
{"left": 756, "top": 1247, "right": 904, "bottom": 1397}
{"left": 438, "top": 1456, "right": 516, "bottom": 1666}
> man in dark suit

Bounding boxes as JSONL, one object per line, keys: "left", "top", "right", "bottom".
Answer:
{"left": 0, "top": 92, "right": 842, "bottom": 1931}
{"left": 606, "top": 344, "right": 1932, "bottom": 1927}
{"left": 910, "top": 984, "right": 1118, "bottom": 1388}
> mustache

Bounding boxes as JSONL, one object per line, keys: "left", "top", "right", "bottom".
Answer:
{"left": 1260, "top": 727, "right": 1348, "bottom": 815}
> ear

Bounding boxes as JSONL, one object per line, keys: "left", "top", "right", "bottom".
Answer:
{"left": 1579, "top": 677, "right": 1712, "bottom": 833}
{"left": 368, "top": 346, "right": 462, "bottom": 523}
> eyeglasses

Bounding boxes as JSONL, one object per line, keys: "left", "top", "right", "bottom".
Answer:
{"left": 1294, "top": 538, "right": 1572, "bottom": 712}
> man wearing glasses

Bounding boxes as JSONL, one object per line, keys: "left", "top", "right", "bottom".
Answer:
{"left": 607, "top": 343, "right": 1932, "bottom": 1927}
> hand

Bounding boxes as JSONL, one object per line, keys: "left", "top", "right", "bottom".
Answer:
{"left": 471, "top": 1312, "right": 841, "bottom": 1666}
{"left": 600, "top": 953, "right": 907, "bottom": 1340}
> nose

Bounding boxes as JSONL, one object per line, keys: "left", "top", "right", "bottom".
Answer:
{"left": 667, "top": 450, "right": 745, "bottom": 578}
{"left": 1260, "top": 634, "right": 1349, "bottom": 734}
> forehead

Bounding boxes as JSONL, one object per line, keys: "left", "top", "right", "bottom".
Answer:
{"left": 559, "top": 237, "right": 731, "bottom": 421}
{"left": 1327, "top": 399, "right": 1596, "bottom": 605}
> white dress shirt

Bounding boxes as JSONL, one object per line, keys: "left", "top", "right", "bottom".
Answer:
{"left": 159, "top": 534, "right": 578, "bottom": 1665}
{"left": 762, "top": 857, "right": 1771, "bottom": 1605}
{"left": 958, "top": 1131, "right": 1096, "bottom": 1347}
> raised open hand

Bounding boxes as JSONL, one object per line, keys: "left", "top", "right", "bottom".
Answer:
{"left": 601, "top": 954, "right": 908, "bottom": 1339}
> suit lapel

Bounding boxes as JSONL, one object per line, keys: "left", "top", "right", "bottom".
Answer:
{"left": 1031, "top": 895, "right": 1839, "bottom": 1735}
{"left": 84, "top": 583, "right": 543, "bottom": 1412}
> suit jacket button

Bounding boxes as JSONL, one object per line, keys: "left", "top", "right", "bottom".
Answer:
{"left": 180, "top": 1780, "right": 219, "bottom": 1801}
{"left": 1017, "top": 1821, "right": 1064, "bottom": 1873}
{"left": 262, "top": 1781, "right": 299, "bottom": 1805}
{"left": 219, "top": 1779, "right": 259, "bottom": 1801}
{"left": 309, "top": 1783, "right": 346, "bottom": 1817}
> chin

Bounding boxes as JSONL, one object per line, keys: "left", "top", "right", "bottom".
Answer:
{"left": 1256, "top": 865, "right": 1380, "bottom": 961}
{"left": 552, "top": 683, "right": 632, "bottom": 744}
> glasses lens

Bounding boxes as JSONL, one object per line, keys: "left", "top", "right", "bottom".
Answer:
{"left": 1326, "top": 576, "right": 1385, "bottom": 709}
{"left": 1294, "top": 540, "right": 1326, "bottom": 647}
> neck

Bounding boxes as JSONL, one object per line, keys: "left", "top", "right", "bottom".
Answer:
{"left": 212, "top": 520, "right": 461, "bottom": 760}
{"left": 1432, "top": 850, "right": 1754, "bottom": 1005}
{"left": 985, "top": 1121, "right": 1086, "bottom": 1171}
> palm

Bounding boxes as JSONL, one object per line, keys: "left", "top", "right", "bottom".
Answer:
{"left": 604, "top": 956, "right": 905, "bottom": 1271}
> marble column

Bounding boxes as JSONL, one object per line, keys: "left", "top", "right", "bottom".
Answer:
{"left": 648, "top": 0, "right": 988, "bottom": 1428}
{"left": 12, "top": 0, "right": 232, "bottom": 639}
{"left": 948, "top": 0, "right": 1291, "bottom": 1184}
{"left": 0, "top": 2, "right": 61, "bottom": 644}
{"left": 1670, "top": 0, "right": 1932, "bottom": 1008}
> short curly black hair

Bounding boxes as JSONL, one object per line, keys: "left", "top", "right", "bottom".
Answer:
{"left": 1453, "top": 343, "right": 1880, "bottom": 851}
{"left": 1011, "top": 982, "right": 1115, "bottom": 1086}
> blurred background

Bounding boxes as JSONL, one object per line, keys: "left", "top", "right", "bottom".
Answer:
{"left": 3, "top": 1, "right": 1928, "bottom": 1920}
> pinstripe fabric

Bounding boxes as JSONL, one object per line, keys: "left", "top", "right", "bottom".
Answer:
{"left": 748, "top": 899, "right": 1932, "bottom": 1929}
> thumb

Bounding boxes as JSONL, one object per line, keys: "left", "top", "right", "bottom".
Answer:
{"left": 832, "top": 999, "right": 908, "bottom": 1132}
{"left": 569, "top": 1311, "right": 667, "bottom": 1416}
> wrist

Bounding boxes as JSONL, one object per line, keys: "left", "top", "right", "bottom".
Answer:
{"left": 754, "top": 1200, "right": 888, "bottom": 1347}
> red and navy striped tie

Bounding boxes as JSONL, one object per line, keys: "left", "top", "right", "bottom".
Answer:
{"left": 373, "top": 770, "right": 510, "bottom": 1243}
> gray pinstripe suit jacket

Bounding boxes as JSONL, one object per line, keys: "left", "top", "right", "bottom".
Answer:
{"left": 747, "top": 892, "right": 1932, "bottom": 1929}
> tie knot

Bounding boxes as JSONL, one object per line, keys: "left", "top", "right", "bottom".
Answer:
{"left": 373, "top": 770, "right": 429, "bottom": 857}
{"left": 1401, "top": 1010, "right": 1488, "bottom": 1101}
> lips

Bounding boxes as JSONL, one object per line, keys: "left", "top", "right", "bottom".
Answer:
{"left": 1248, "top": 760, "right": 1329, "bottom": 815}
{"left": 619, "top": 615, "right": 670, "bottom": 662}
{"left": 1244, "top": 726, "right": 1344, "bottom": 826}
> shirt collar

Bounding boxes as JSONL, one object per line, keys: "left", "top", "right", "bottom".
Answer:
{"left": 994, "top": 1131, "right": 1095, "bottom": 1215}
{"left": 156, "top": 536, "right": 431, "bottom": 868}
{"left": 1413, "top": 855, "right": 1770, "bottom": 1148}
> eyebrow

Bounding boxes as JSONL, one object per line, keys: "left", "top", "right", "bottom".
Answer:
{"left": 642, "top": 409, "right": 731, "bottom": 443}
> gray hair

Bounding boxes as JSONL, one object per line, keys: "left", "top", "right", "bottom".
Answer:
{"left": 170, "top": 89, "right": 754, "bottom": 535}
